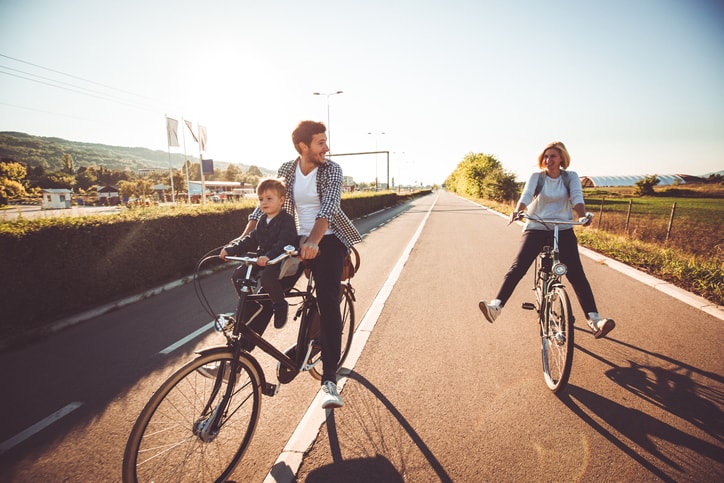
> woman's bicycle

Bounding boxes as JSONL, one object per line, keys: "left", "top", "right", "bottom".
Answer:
{"left": 518, "top": 212, "right": 593, "bottom": 393}
{"left": 122, "top": 245, "right": 355, "bottom": 483}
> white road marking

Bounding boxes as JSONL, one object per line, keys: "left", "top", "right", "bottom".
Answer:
{"left": 0, "top": 402, "right": 83, "bottom": 455}
{"left": 159, "top": 321, "right": 215, "bottom": 354}
{"left": 264, "top": 192, "right": 440, "bottom": 483}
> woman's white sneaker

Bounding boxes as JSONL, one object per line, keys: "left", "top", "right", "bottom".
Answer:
{"left": 587, "top": 312, "right": 616, "bottom": 339}
{"left": 479, "top": 300, "right": 502, "bottom": 323}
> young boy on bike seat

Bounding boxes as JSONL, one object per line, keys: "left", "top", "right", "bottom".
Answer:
{"left": 220, "top": 178, "right": 298, "bottom": 329}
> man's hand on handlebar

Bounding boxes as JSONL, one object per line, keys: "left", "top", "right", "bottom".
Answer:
{"left": 219, "top": 247, "right": 230, "bottom": 261}
{"left": 299, "top": 236, "right": 320, "bottom": 261}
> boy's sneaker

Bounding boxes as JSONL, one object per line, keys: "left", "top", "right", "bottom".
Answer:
{"left": 321, "top": 380, "right": 344, "bottom": 409}
{"left": 587, "top": 312, "right": 616, "bottom": 339}
{"left": 479, "top": 300, "right": 502, "bottom": 323}
{"left": 273, "top": 301, "right": 289, "bottom": 329}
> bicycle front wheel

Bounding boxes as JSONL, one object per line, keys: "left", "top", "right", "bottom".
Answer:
{"left": 123, "top": 351, "right": 263, "bottom": 483}
{"left": 541, "top": 286, "right": 574, "bottom": 393}
{"left": 309, "top": 283, "right": 356, "bottom": 381}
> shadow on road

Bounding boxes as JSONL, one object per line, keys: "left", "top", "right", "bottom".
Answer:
{"left": 567, "top": 334, "right": 724, "bottom": 482}
{"left": 299, "top": 370, "right": 453, "bottom": 482}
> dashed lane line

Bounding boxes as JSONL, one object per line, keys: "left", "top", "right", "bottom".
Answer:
{"left": 0, "top": 402, "right": 83, "bottom": 456}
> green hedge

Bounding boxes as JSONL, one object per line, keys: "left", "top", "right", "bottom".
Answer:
{"left": 0, "top": 190, "right": 430, "bottom": 344}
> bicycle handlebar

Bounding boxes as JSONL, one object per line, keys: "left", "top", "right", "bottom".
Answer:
{"left": 515, "top": 212, "right": 594, "bottom": 226}
{"left": 224, "top": 244, "right": 298, "bottom": 265}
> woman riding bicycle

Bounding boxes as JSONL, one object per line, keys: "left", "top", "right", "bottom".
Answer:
{"left": 478, "top": 141, "right": 616, "bottom": 339}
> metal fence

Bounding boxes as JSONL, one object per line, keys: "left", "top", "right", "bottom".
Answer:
{"left": 583, "top": 196, "right": 724, "bottom": 258}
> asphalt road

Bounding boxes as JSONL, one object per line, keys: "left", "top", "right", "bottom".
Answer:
{"left": 1, "top": 191, "right": 722, "bottom": 482}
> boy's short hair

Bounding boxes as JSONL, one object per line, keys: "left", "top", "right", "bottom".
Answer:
{"left": 256, "top": 177, "right": 287, "bottom": 198}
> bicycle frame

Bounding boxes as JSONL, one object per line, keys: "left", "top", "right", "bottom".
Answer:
{"left": 520, "top": 212, "right": 591, "bottom": 392}
{"left": 123, "top": 246, "right": 356, "bottom": 482}
{"left": 223, "top": 249, "right": 319, "bottom": 383}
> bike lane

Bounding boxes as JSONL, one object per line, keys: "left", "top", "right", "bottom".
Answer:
{"left": 0, "top": 196, "right": 434, "bottom": 483}
{"left": 286, "top": 190, "right": 724, "bottom": 482}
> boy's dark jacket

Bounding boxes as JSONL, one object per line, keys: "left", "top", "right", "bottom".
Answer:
{"left": 225, "top": 211, "right": 297, "bottom": 259}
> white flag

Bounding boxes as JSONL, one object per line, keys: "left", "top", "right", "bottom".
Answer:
{"left": 184, "top": 119, "right": 198, "bottom": 143}
{"left": 166, "top": 117, "right": 179, "bottom": 147}
{"left": 198, "top": 125, "right": 208, "bottom": 152}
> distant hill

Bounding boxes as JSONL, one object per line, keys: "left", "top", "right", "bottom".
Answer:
{"left": 0, "top": 131, "right": 272, "bottom": 175}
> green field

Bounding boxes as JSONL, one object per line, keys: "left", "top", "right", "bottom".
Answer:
{"left": 582, "top": 195, "right": 724, "bottom": 258}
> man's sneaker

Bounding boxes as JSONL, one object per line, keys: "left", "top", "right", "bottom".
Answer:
{"left": 587, "top": 312, "right": 616, "bottom": 339}
{"left": 273, "top": 301, "right": 289, "bottom": 329}
{"left": 321, "top": 380, "right": 344, "bottom": 409}
{"left": 479, "top": 300, "right": 502, "bottom": 323}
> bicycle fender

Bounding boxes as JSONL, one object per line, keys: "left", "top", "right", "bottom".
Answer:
{"left": 194, "top": 345, "right": 269, "bottom": 392}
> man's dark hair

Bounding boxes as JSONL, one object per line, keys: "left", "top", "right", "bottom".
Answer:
{"left": 292, "top": 120, "right": 326, "bottom": 154}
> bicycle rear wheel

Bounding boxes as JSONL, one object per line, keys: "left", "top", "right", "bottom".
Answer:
{"left": 123, "top": 351, "right": 263, "bottom": 483}
{"left": 541, "top": 286, "right": 574, "bottom": 393}
{"left": 309, "top": 283, "right": 356, "bottom": 380}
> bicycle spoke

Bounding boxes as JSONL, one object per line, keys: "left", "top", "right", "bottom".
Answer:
{"left": 124, "top": 353, "right": 262, "bottom": 482}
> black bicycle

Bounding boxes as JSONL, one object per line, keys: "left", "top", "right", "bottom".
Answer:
{"left": 520, "top": 213, "right": 592, "bottom": 393}
{"left": 122, "top": 245, "right": 355, "bottom": 482}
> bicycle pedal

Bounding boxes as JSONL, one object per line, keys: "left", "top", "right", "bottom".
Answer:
{"left": 521, "top": 302, "right": 536, "bottom": 310}
{"left": 263, "top": 382, "right": 279, "bottom": 397}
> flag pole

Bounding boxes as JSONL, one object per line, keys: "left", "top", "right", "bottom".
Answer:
{"left": 199, "top": 141, "right": 206, "bottom": 204}
{"left": 181, "top": 117, "right": 190, "bottom": 203}
{"left": 166, "top": 148, "right": 176, "bottom": 203}
{"left": 165, "top": 116, "right": 177, "bottom": 203}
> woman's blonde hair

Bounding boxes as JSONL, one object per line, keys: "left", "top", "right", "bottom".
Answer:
{"left": 538, "top": 141, "right": 571, "bottom": 169}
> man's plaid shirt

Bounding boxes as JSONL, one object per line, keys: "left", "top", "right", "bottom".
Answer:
{"left": 249, "top": 157, "right": 362, "bottom": 249}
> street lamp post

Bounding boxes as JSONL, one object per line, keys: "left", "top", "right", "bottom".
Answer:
{"left": 313, "top": 91, "right": 343, "bottom": 152}
{"left": 394, "top": 151, "right": 405, "bottom": 192}
{"left": 368, "top": 131, "right": 386, "bottom": 190}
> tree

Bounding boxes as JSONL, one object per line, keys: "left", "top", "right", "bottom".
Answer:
{"left": 224, "top": 164, "right": 243, "bottom": 181}
{"left": 136, "top": 179, "right": 153, "bottom": 198}
{"left": 0, "top": 161, "right": 27, "bottom": 185}
{"left": 445, "top": 152, "right": 518, "bottom": 202}
{"left": 0, "top": 161, "right": 28, "bottom": 205}
{"left": 75, "top": 166, "right": 98, "bottom": 191}
{"left": 634, "top": 175, "right": 660, "bottom": 196}
{"left": 62, "top": 153, "right": 76, "bottom": 175}
{"left": 247, "top": 165, "right": 263, "bottom": 177}
{"left": 38, "top": 172, "right": 75, "bottom": 189}
{"left": 117, "top": 180, "right": 135, "bottom": 200}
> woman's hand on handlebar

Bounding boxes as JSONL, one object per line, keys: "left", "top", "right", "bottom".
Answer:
{"left": 257, "top": 255, "right": 269, "bottom": 267}
{"left": 219, "top": 247, "right": 230, "bottom": 261}
{"left": 509, "top": 210, "right": 524, "bottom": 225}
{"left": 578, "top": 212, "right": 594, "bottom": 227}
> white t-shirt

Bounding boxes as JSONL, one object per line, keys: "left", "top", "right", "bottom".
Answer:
{"left": 293, "top": 163, "right": 332, "bottom": 237}
{"left": 526, "top": 176, "right": 572, "bottom": 231}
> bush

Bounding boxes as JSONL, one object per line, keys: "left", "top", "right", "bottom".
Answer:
{"left": 0, "top": 191, "right": 430, "bottom": 348}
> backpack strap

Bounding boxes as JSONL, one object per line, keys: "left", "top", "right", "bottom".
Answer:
{"left": 534, "top": 170, "right": 570, "bottom": 198}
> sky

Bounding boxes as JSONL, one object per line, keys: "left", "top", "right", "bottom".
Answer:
{"left": 1, "top": 0, "right": 722, "bottom": 186}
